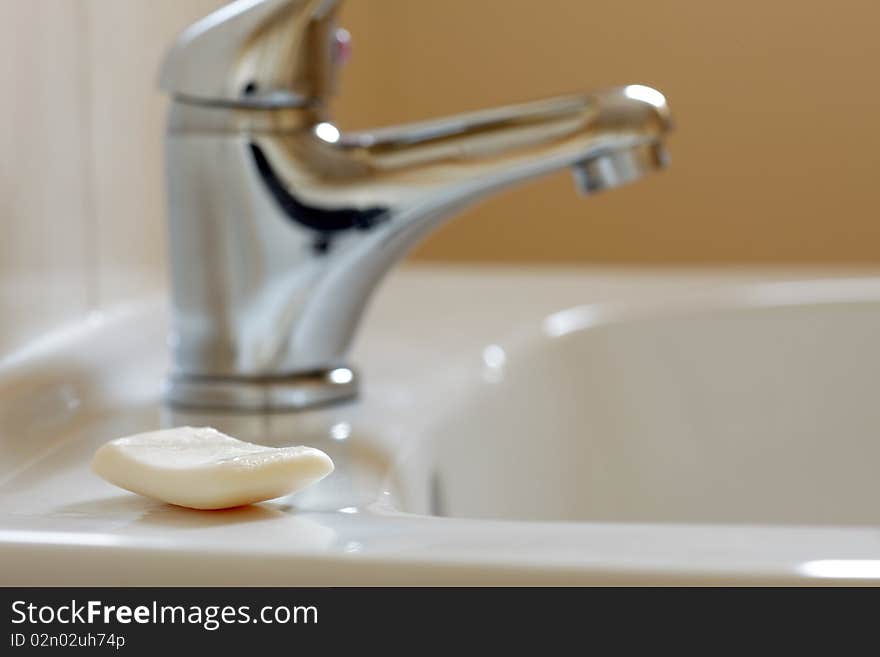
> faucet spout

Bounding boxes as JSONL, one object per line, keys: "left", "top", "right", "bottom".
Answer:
{"left": 341, "top": 85, "right": 671, "bottom": 208}
{"left": 161, "top": 1, "right": 673, "bottom": 411}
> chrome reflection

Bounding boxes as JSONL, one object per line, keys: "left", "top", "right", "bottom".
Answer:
{"left": 314, "top": 122, "right": 341, "bottom": 144}
{"left": 624, "top": 84, "right": 668, "bottom": 108}
{"left": 160, "top": 0, "right": 673, "bottom": 410}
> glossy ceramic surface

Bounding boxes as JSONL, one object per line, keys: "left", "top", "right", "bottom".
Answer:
{"left": 399, "top": 280, "right": 880, "bottom": 527}
{"left": 2, "top": 268, "right": 880, "bottom": 585}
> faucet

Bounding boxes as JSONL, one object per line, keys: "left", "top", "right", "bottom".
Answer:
{"left": 160, "top": 0, "right": 673, "bottom": 411}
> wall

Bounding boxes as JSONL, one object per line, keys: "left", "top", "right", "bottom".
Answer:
{"left": 0, "top": 0, "right": 92, "bottom": 360}
{"left": 0, "top": 0, "right": 224, "bottom": 358}
{"left": 339, "top": 0, "right": 880, "bottom": 264}
{"left": 3, "top": 0, "right": 880, "bottom": 357}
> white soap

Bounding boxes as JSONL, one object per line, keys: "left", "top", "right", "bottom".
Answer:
{"left": 91, "top": 426, "right": 334, "bottom": 510}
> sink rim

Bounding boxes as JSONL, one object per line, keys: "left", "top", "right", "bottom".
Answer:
{"left": 3, "top": 267, "right": 880, "bottom": 585}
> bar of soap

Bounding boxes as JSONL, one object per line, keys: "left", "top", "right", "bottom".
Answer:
{"left": 91, "top": 426, "right": 334, "bottom": 510}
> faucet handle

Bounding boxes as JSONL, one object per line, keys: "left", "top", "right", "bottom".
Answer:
{"left": 159, "top": 0, "right": 343, "bottom": 108}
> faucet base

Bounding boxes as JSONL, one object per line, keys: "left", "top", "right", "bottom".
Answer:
{"left": 164, "top": 368, "right": 358, "bottom": 412}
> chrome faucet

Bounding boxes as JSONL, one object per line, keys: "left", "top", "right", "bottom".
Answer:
{"left": 160, "top": 0, "right": 673, "bottom": 411}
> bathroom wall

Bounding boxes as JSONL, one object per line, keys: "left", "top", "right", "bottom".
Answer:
{"left": 0, "top": 0, "right": 93, "bottom": 359}
{"left": 350, "top": 0, "right": 880, "bottom": 264}
{"left": 0, "top": 0, "right": 225, "bottom": 358}
{"left": 3, "top": 0, "right": 880, "bottom": 358}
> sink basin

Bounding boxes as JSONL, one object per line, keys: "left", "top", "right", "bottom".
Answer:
{"left": 397, "top": 281, "right": 880, "bottom": 526}
{"left": 2, "top": 267, "right": 880, "bottom": 585}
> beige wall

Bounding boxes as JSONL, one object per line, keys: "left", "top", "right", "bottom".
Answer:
{"left": 336, "top": 0, "right": 880, "bottom": 264}
{"left": 3, "top": 0, "right": 880, "bottom": 355}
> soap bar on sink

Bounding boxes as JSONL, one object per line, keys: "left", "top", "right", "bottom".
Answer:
{"left": 91, "top": 426, "right": 334, "bottom": 510}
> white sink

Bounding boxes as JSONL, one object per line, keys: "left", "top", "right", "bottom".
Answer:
{"left": 2, "top": 267, "right": 880, "bottom": 585}
{"left": 397, "top": 280, "right": 880, "bottom": 527}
